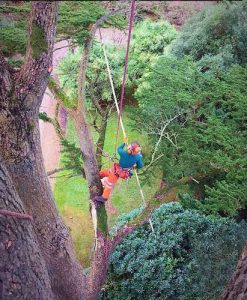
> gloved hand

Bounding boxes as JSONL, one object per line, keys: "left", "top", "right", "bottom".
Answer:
{"left": 123, "top": 136, "right": 128, "bottom": 144}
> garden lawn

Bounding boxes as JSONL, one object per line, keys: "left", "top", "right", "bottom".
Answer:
{"left": 54, "top": 109, "right": 161, "bottom": 266}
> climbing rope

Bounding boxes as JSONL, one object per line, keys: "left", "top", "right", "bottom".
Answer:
{"left": 98, "top": 0, "right": 154, "bottom": 232}
{"left": 98, "top": 28, "right": 126, "bottom": 139}
{"left": 114, "top": 0, "right": 135, "bottom": 155}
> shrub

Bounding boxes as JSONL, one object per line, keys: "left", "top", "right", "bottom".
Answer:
{"left": 101, "top": 203, "right": 247, "bottom": 300}
{"left": 171, "top": 1, "right": 247, "bottom": 71}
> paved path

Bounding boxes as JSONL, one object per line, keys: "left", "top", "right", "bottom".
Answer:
{"left": 39, "top": 40, "right": 69, "bottom": 188}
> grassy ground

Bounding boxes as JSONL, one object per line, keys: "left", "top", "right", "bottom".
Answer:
{"left": 54, "top": 109, "right": 161, "bottom": 266}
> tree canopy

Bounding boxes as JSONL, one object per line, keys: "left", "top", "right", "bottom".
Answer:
{"left": 170, "top": 1, "right": 247, "bottom": 72}
{"left": 102, "top": 203, "right": 247, "bottom": 300}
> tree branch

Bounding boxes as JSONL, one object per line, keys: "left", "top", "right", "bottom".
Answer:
{"left": 47, "top": 167, "right": 66, "bottom": 176}
{"left": 16, "top": 2, "right": 58, "bottom": 109}
{"left": 0, "top": 52, "right": 13, "bottom": 102}
{"left": 88, "top": 84, "right": 105, "bottom": 117}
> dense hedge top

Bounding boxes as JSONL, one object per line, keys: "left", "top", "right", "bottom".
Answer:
{"left": 101, "top": 203, "right": 247, "bottom": 300}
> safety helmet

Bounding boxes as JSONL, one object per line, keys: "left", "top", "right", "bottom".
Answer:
{"left": 127, "top": 141, "right": 141, "bottom": 155}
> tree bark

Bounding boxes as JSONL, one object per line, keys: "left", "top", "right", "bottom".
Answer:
{"left": 96, "top": 118, "right": 108, "bottom": 170}
{"left": 221, "top": 245, "right": 247, "bottom": 300}
{"left": 0, "top": 160, "right": 53, "bottom": 300}
{"left": 0, "top": 3, "right": 85, "bottom": 299}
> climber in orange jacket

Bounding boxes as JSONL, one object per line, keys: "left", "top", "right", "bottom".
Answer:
{"left": 94, "top": 138, "right": 143, "bottom": 205}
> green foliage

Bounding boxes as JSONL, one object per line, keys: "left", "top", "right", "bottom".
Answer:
{"left": 134, "top": 53, "right": 247, "bottom": 217}
{"left": 60, "top": 139, "right": 83, "bottom": 176}
{"left": 8, "top": 58, "right": 24, "bottom": 68}
{"left": 0, "top": 3, "right": 30, "bottom": 13}
{"left": 135, "top": 55, "right": 200, "bottom": 116}
{"left": 38, "top": 112, "right": 50, "bottom": 122}
{"left": 30, "top": 23, "right": 48, "bottom": 59}
{"left": 102, "top": 203, "right": 247, "bottom": 300}
{"left": 57, "top": 1, "right": 105, "bottom": 45}
{"left": 102, "top": 14, "right": 127, "bottom": 30}
{"left": 57, "top": 42, "right": 125, "bottom": 109}
{"left": 128, "top": 19, "right": 177, "bottom": 82}
{"left": 57, "top": 1, "right": 127, "bottom": 45}
{"left": 0, "top": 2, "right": 30, "bottom": 56}
{"left": 0, "top": 19, "right": 27, "bottom": 56}
{"left": 48, "top": 77, "right": 76, "bottom": 109}
{"left": 171, "top": 1, "right": 247, "bottom": 71}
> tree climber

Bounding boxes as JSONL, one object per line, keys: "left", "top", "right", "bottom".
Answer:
{"left": 94, "top": 138, "right": 143, "bottom": 205}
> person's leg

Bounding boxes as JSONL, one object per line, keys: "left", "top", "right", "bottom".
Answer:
{"left": 99, "top": 168, "right": 110, "bottom": 178}
{"left": 102, "top": 172, "right": 118, "bottom": 199}
{"left": 94, "top": 171, "right": 119, "bottom": 205}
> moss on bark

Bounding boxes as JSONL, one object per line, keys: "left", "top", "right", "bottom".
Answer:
{"left": 30, "top": 23, "right": 48, "bottom": 59}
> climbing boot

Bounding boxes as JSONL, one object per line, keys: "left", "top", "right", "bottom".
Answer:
{"left": 93, "top": 196, "right": 107, "bottom": 208}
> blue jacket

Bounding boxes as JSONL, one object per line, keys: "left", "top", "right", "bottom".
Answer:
{"left": 117, "top": 143, "right": 143, "bottom": 169}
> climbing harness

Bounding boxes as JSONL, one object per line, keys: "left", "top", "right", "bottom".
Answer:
{"left": 98, "top": 0, "right": 154, "bottom": 232}
{"left": 113, "top": 162, "right": 131, "bottom": 179}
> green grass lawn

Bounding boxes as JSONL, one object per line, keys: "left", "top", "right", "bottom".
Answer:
{"left": 54, "top": 109, "right": 161, "bottom": 266}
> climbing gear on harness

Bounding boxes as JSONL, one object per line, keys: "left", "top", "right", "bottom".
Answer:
{"left": 123, "top": 136, "right": 128, "bottom": 143}
{"left": 113, "top": 162, "right": 131, "bottom": 179}
{"left": 94, "top": 195, "right": 107, "bottom": 204}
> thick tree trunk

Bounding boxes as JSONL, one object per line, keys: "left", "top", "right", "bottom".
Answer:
{"left": 0, "top": 2, "right": 86, "bottom": 299}
{"left": 84, "top": 237, "right": 111, "bottom": 300}
{"left": 221, "top": 245, "right": 247, "bottom": 300}
{"left": 0, "top": 160, "right": 53, "bottom": 300}
{"left": 4, "top": 123, "right": 85, "bottom": 300}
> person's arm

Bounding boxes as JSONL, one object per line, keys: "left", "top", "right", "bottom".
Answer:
{"left": 117, "top": 143, "right": 126, "bottom": 155}
{"left": 136, "top": 155, "right": 144, "bottom": 169}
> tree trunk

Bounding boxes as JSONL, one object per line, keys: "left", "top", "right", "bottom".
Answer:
{"left": 221, "top": 245, "right": 247, "bottom": 300}
{"left": 73, "top": 110, "right": 103, "bottom": 198}
{"left": 84, "top": 237, "right": 111, "bottom": 300}
{"left": 0, "top": 160, "right": 53, "bottom": 300}
{"left": 0, "top": 2, "right": 85, "bottom": 299}
{"left": 4, "top": 124, "right": 85, "bottom": 300}
{"left": 96, "top": 117, "right": 108, "bottom": 170}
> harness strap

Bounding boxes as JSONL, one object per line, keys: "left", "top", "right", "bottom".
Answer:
{"left": 114, "top": 163, "right": 131, "bottom": 179}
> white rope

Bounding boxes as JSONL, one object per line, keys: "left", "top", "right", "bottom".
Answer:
{"left": 91, "top": 202, "right": 98, "bottom": 248}
{"left": 99, "top": 29, "right": 154, "bottom": 232}
{"left": 134, "top": 169, "right": 154, "bottom": 232}
{"left": 100, "top": 38, "right": 126, "bottom": 138}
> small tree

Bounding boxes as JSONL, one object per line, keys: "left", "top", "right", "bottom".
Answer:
{"left": 134, "top": 54, "right": 247, "bottom": 218}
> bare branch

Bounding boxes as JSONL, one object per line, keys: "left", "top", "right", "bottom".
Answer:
{"left": 0, "top": 52, "right": 13, "bottom": 102}
{"left": 88, "top": 83, "right": 105, "bottom": 116}
{"left": 47, "top": 167, "right": 66, "bottom": 176}
{"left": 140, "top": 153, "right": 164, "bottom": 174}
